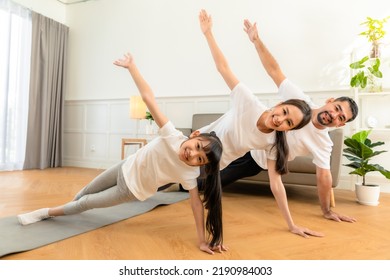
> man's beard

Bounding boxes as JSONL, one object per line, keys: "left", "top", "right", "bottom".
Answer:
{"left": 317, "top": 111, "right": 333, "bottom": 126}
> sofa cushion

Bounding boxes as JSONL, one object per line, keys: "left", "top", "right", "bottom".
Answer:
{"left": 288, "top": 156, "right": 316, "bottom": 173}
{"left": 192, "top": 113, "right": 223, "bottom": 131}
{"left": 241, "top": 171, "right": 318, "bottom": 186}
{"left": 176, "top": 128, "right": 192, "bottom": 136}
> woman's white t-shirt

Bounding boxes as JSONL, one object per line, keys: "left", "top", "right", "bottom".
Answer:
{"left": 121, "top": 121, "right": 199, "bottom": 201}
{"left": 199, "top": 83, "right": 276, "bottom": 170}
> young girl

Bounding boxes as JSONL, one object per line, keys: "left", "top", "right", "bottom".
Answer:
{"left": 18, "top": 53, "right": 225, "bottom": 255}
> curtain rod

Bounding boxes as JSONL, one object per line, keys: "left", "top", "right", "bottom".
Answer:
{"left": 56, "top": 0, "right": 95, "bottom": 5}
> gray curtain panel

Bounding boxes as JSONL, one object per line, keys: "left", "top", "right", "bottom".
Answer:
{"left": 23, "top": 12, "right": 69, "bottom": 169}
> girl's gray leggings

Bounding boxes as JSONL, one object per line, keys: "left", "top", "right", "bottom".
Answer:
{"left": 63, "top": 160, "right": 136, "bottom": 215}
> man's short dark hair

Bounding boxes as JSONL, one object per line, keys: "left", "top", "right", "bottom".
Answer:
{"left": 335, "top": 96, "right": 358, "bottom": 123}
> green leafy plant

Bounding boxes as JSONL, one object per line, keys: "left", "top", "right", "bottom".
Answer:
{"left": 145, "top": 111, "right": 154, "bottom": 123}
{"left": 343, "top": 130, "right": 390, "bottom": 185}
{"left": 349, "top": 16, "right": 389, "bottom": 91}
{"left": 359, "top": 16, "right": 390, "bottom": 45}
{"left": 349, "top": 56, "right": 382, "bottom": 89}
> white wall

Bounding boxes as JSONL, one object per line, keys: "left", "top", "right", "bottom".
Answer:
{"left": 61, "top": 0, "right": 390, "bottom": 100}
{"left": 14, "top": 0, "right": 390, "bottom": 100}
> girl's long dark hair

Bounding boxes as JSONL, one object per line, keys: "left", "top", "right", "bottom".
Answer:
{"left": 273, "top": 99, "right": 312, "bottom": 175}
{"left": 198, "top": 131, "right": 223, "bottom": 246}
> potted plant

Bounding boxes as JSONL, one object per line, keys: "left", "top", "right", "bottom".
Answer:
{"left": 343, "top": 130, "right": 390, "bottom": 206}
{"left": 145, "top": 111, "right": 155, "bottom": 134}
{"left": 359, "top": 16, "right": 390, "bottom": 58}
{"left": 349, "top": 16, "right": 389, "bottom": 92}
{"left": 349, "top": 56, "right": 382, "bottom": 90}
{"left": 145, "top": 111, "right": 154, "bottom": 123}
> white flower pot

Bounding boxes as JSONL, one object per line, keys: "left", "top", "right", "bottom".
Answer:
{"left": 355, "top": 183, "right": 380, "bottom": 206}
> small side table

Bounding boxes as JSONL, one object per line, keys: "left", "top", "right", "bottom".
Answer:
{"left": 121, "top": 138, "right": 147, "bottom": 159}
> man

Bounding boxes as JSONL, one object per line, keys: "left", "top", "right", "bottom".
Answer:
{"left": 221, "top": 19, "right": 359, "bottom": 224}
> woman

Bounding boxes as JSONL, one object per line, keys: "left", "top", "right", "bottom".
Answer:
{"left": 197, "top": 9, "right": 323, "bottom": 238}
{"left": 198, "top": 9, "right": 311, "bottom": 175}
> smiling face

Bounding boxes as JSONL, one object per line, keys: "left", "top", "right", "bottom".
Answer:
{"left": 315, "top": 99, "right": 353, "bottom": 128}
{"left": 264, "top": 104, "right": 305, "bottom": 131}
{"left": 178, "top": 137, "right": 211, "bottom": 166}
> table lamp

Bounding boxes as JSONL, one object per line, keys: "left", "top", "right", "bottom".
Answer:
{"left": 130, "top": 96, "right": 146, "bottom": 136}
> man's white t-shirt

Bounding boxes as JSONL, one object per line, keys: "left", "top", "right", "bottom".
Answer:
{"left": 122, "top": 121, "right": 199, "bottom": 201}
{"left": 251, "top": 79, "right": 333, "bottom": 170}
{"left": 199, "top": 83, "right": 277, "bottom": 170}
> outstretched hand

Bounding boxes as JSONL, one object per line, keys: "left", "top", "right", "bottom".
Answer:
{"left": 199, "top": 242, "right": 229, "bottom": 255}
{"left": 243, "top": 19, "right": 259, "bottom": 43}
{"left": 324, "top": 210, "right": 357, "bottom": 223}
{"left": 199, "top": 9, "right": 212, "bottom": 35}
{"left": 290, "top": 224, "right": 324, "bottom": 238}
{"left": 113, "top": 52, "right": 134, "bottom": 69}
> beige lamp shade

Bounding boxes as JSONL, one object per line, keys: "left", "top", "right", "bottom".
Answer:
{"left": 129, "top": 96, "right": 147, "bottom": 119}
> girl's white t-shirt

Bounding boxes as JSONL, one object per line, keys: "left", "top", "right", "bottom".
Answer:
{"left": 199, "top": 83, "right": 276, "bottom": 170}
{"left": 121, "top": 121, "right": 199, "bottom": 201}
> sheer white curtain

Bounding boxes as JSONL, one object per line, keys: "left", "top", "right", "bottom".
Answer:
{"left": 0, "top": 0, "right": 31, "bottom": 170}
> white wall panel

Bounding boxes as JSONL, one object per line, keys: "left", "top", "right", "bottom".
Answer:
{"left": 64, "top": 104, "right": 84, "bottom": 131}
{"left": 63, "top": 133, "right": 84, "bottom": 158}
{"left": 196, "top": 100, "right": 230, "bottom": 113}
{"left": 165, "top": 101, "right": 195, "bottom": 128}
{"left": 109, "top": 103, "right": 134, "bottom": 133}
{"left": 108, "top": 134, "right": 128, "bottom": 162}
{"left": 85, "top": 133, "right": 108, "bottom": 159}
{"left": 85, "top": 104, "right": 108, "bottom": 132}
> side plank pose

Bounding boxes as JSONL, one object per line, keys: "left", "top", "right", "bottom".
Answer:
{"left": 18, "top": 53, "right": 226, "bottom": 255}
{"left": 197, "top": 10, "right": 322, "bottom": 238}
{"left": 220, "top": 19, "right": 359, "bottom": 224}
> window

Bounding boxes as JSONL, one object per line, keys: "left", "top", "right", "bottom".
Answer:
{"left": 0, "top": 0, "right": 31, "bottom": 170}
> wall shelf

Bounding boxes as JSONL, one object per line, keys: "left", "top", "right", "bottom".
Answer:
{"left": 356, "top": 91, "right": 390, "bottom": 97}
{"left": 352, "top": 88, "right": 390, "bottom": 132}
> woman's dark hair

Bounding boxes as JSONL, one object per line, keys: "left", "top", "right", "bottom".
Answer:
{"left": 273, "top": 99, "right": 312, "bottom": 175}
{"left": 197, "top": 131, "right": 223, "bottom": 246}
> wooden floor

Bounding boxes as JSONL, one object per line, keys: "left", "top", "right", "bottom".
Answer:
{"left": 1, "top": 167, "right": 390, "bottom": 260}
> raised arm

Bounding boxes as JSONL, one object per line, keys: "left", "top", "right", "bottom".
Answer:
{"left": 114, "top": 53, "right": 168, "bottom": 128}
{"left": 243, "top": 19, "right": 286, "bottom": 87}
{"left": 199, "top": 9, "right": 239, "bottom": 91}
{"left": 267, "top": 159, "right": 324, "bottom": 238}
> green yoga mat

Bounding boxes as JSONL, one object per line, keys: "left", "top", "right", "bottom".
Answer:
{"left": 0, "top": 191, "right": 189, "bottom": 258}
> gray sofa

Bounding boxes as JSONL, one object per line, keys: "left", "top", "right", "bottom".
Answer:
{"left": 182, "top": 113, "right": 344, "bottom": 206}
